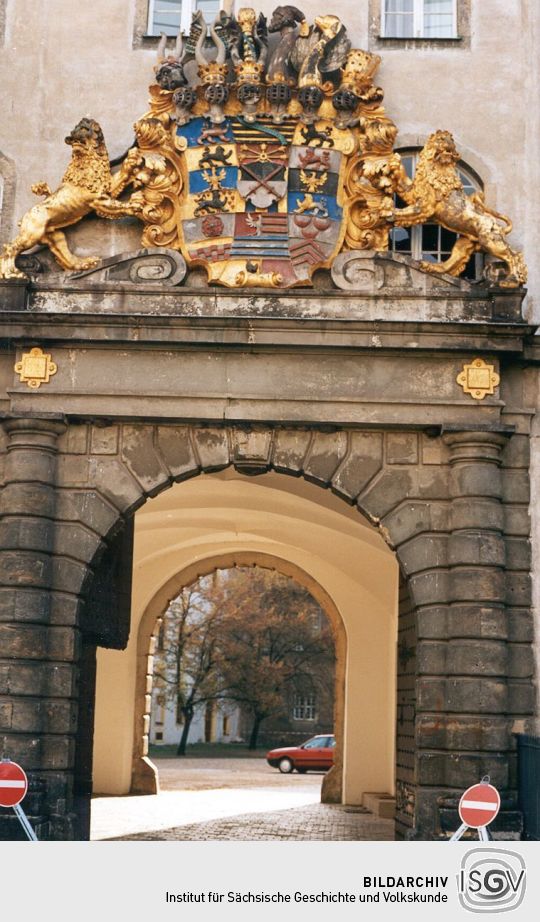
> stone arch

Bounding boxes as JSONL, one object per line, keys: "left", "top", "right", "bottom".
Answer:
{"left": 131, "top": 550, "right": 347, "bottom": 803}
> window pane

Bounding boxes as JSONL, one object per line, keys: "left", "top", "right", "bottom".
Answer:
{"left": 386, "top": 0, "right": 414, "bottom": 10}
{"left": 423, "top": 0, "right": 455, "bottom": 37}
{"left": 385, "top": 12, "right": 414, "bottom": 37}
{"left": 151, "top": 0, "right": 182, "bottom": 35}
{"left": 421, "top": 223, "right": 439, "bottom": 251}
{"left": 196, "top": 0, "right": 220, "bottom": 24}
{"left": 390, "top": 227, "right": 412, "bottom": 253}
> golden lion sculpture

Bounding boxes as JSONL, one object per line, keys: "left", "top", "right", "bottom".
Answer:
{"left": 390, "top": 130, "right": 527, "bottom": 288}
{"left": 0, "top": 118, "right": 143, "bottom": 280}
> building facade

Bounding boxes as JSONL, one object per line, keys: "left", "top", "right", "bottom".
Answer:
{"left": 0, "top": 0, "right": 539, "bottom": 841}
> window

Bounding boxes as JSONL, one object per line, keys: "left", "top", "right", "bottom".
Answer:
{"left": 293, "top": 694, "right": 317, "bottom": 720}
{"left": 390, "top": 149, "right": 483, "bottom": 280}
{"left": 147, "top": 0, "right": 221, "bottom": 36}
{"left": 381, "top": 0, "right": 457, "bottom": 39}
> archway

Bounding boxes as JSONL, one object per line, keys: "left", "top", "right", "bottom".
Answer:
{"left": 91, "top": 468, "right": 399, "bottom": 818}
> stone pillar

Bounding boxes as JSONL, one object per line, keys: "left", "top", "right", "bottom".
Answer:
{"left": 414, "top": 430, "right": 521, "bottom": 837}
{"left": 0, "top": 417, "right": 78, "bottom": 841}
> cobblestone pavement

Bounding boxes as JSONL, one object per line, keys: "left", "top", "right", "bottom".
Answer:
{"left": 156, "top": 756, "right": 323, "bottom": 791}
{"left": 114, "top": 803, "right": 394, "bottom": 841}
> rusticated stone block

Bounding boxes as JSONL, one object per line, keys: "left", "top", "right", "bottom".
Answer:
{"left": 505, "top": 572, "right": 531, "bottom": 606}
{"left": 421, "top": 434, "right": 449, "bottom": 466}
{"left": 448, "top": 533, "right": 506, "bottom": 567}
{"left": 0, "top": 662, "right": 77, "bottom": 697}
{"left": 0, "top": 482, "right": 56, "bottom": 518}
{"left": 329, "top": 432, "right": 383, "bottom": 503}
{"left": 505, "top": 537, "right": 531, "bottom": 570}
{"left": 450, "top": 464, "right": 502, "bottom": 499}
{"left": 4, "top": 449, "right": 56, "bottom": 485}
{"left": 88, "top": 457, "right": 143, "bottom": 514}
{"left": 416, "top": 606, "right": 448, "bottom": 639}
{"left": 90, "top": 425, "right": 119, "bottom": 455}
{"left": 359, "top": 467, "right": 413, "bottom": 518}
{"left": 58, "top": 424, "right": 89, "bottom": 455}
{"left": 446, "top": 604, "right": 507, "bottom": 640}
{"left": 0, "top": 624, "right": 79, "bottom": 662}
{"left": 272, "top": 429, "right": 311, "bottom": 474}
{"left": 386, "top": 432, "right": 418, "bottom": 465}
{"left": 448, "top": 567, "right": 506, "bottom": 603}
{"left": 445, "top": 677, "right": 508, "bottom": 712}
{"left": 450, "top": 497, "right": 504, "bottom": 531}
{"left": 121, "top": 425, "right": 170, "bottom": 494}
{"left": 56, "top": 455, "right": 90, "bottom": 485}
{"left": 502, "top": 471, "right": 530, "bottom": 504}
{"left": 193, "top": 427, "right": 230, "bottom": 471}
{"left": 0, "top": 518, "right": 53, "bottom": 553}
{"left": 304, "top": 431, "right": 348, "bottom": 485}
{"left": 445, "top": 639, "right": 508, "bottom": 675}
{"left": 41, "top": 735, "right": 75, "bottom": 770}
{"left": 504, "top": 506, "right": 530, "bottom": 536}
{"left": 416, "top": 715, "right": 511, "bottom": 751}
{"left": 398, "top": 534, "right": 447, "bottom": 576}
{"left": 5, "top": 697, "right": 77, "bottom": 734}
{"left": 54, "top": 523, "right": 103, "bottom": 563}
{"left": 417, "top": 752, "right": 508, "bottom": 788}
{"left": 55, "top": 489, "right": 118, "bottom": 538}
{"left": 383, "top": 501, "right": 450, "bottom": 546}
{"left": 156, "top": 427, "right": 199, "bottom": 480}
{"left": 232, "top": 429, "right": 272, "bottom": 470}
{"left": 0, "top": 701, "right": 13, "bottom": 728}
{"left": 501, "top": 434, "right": 530, "bottom": 469}
{"left": 506, "top": 608, "right": 533, "bottom": 642}
{"left": 0, "top": 549, "right": 52, "bottom": 588}
{"left": 507, "top": 681, "right": 535, "bottom": 714}
{"left": 508, "top": 644, "right": 534, "bottom": 678}
{"left": 0, "top": 587, "right": 50, "bottom": 624}
{"left": 407, "top": 569, "right": 449, "bottom": 607}
{"left": 416, "top": 640, "right": 446, "bottom": 675}
{"left": 52, "top": 556, "right": 90, "bottom": 595}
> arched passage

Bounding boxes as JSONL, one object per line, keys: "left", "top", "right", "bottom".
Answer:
{"left": 131, "top": 552, "right": 346, "bottom": 802}
{"left": 92, "top": 468, "right": 399, "bottom": 810}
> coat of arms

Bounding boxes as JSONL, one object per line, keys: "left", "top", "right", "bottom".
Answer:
{"left": 0, "top": 6, "right": 527, "bottom": 289}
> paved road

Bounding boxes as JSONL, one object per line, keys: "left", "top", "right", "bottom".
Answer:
{"left": 156, "top": 756, "right": 324, "bottom": 792}
{"left": 91, "top": 757, "right": 394, "bottom": 841}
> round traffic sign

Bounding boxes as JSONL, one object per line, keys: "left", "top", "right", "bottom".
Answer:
{"left": 458, "top": 782, "right": 500, "bottom": 828}
{"left": 0, "top": 760, "right": 29, "bottom": 808}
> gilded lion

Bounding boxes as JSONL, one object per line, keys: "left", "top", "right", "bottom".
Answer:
{"left": 391, "top": 130, "right": 527, "bottom": 288}
{"left": 0, "top": 118, "right": 142, "bottom": 280}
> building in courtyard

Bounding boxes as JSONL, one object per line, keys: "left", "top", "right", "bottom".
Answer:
{"left": 0, "top": 0, "right": 539, "bottom": 840}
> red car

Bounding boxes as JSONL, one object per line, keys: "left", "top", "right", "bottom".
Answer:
{"left": 266, "top": 734, "right": 335, "bottom": 773}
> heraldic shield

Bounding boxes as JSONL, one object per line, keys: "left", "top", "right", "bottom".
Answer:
{"left": 178, "top": 116, "right": 347, "bottom": 289}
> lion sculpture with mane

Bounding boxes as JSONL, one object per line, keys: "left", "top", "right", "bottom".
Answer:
{"left": 0, "top": 118, "right": 143, "bottom": 280}
{"left": 390, "top": 129, "right": 527, "bottom": 287}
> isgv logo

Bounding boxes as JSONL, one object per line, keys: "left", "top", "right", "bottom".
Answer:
{"left": 458, "top": 849, "right": 526, "bottom": 913}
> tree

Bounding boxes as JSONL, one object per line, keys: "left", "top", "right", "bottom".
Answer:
{"left": 217, "top": 568, "right": 335, "bottom": 749}
{"left": 153, "top": 576, "right": 226, "bottom": 755}
{"left": 152, "top": 567, "right": 335, "bottom": 754}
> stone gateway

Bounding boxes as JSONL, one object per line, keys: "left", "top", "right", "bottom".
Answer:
{"left": 0, "top": 2, "right": 537, "bottom": 842}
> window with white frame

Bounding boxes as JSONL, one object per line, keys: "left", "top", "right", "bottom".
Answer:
{"left": 148, "top": 0, "right": 221, "bottom": 36}
{"left": 390, "top": 150, "right": 483, "bottom": 279}
{"left": 381, "top": 0, "right": 457, "bottom": 39}
{"left": 293, "top": 694, "right": 317, "bottom": 720}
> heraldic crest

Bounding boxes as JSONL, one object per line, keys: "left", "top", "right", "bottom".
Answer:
{"left": 0, "top": 6, "right": 527, "bottom": 289}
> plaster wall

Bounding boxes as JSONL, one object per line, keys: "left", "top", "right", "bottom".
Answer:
{"left": 93, "top": 470, "right": 398, "bottom": 803}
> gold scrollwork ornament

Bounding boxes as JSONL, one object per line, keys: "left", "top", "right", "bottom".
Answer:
{"left": 456, "top": 358, "right": 500, "bottom": 401}
{"left": 14, "top": 347, "right": 58, "bottom": 389}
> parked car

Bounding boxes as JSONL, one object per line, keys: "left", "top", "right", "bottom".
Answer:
{"left": 266, "top": 734, "right": 335, "bottom": 773}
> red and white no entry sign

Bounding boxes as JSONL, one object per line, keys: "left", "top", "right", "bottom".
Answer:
{"left": 458, "top": 782, "right": 500, "bottom": 828}
{"left": 0, "top": 760, "right": 28, "bottom": 808}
